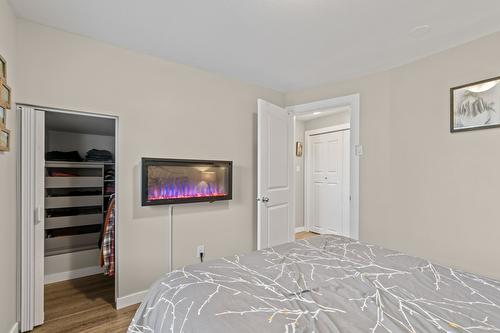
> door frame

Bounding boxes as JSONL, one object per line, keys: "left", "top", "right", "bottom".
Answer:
{"left": 304, "top": 125, "right": 350, "bottom": 235}
{"left": 286, "top": 93, "right": 361, "bottom": 240}
{"left": 18, "top": 104, "right": 120, "bottom": 331}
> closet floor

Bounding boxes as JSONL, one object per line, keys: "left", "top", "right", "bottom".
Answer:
{"left": 32, "top": 274, "right": 138, "bottom": 333}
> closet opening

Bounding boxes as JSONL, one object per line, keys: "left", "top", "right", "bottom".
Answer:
{"left": 43, "top": 111, "right": 117, "bottom": 325}
{"left": 19, "top": 105, "right": 119, "bottom": 331}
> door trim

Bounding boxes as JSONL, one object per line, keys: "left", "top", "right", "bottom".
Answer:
{"left": 287, "top": 93, "right": 361, "bottom": 240}
{"left": 306, "top": 123, "right": 350, "bottom": 137}
{"left": 18, "top": 104, "right": 120, "bottom": 331}
{"left": 304, "top": 126, "right": 350, "bottom": 235}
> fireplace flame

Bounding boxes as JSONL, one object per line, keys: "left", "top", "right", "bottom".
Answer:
{"left": 148, "top": 179, "right": 226, "bottom": 201}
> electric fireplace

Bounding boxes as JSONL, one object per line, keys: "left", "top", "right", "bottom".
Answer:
{"left": 141, "top": 158, "right": 232, "bottom": 206}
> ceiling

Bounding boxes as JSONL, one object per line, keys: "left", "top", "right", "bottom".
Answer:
{"left": 45, "top": 112, "right": 115, "bottom": 136}
{"left": 9, "top": 0, "right": 500, "bottom": 92}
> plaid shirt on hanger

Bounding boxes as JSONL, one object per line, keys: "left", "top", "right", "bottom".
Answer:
{"left": 102, "top": 198, "right": 115, "bottom": 276}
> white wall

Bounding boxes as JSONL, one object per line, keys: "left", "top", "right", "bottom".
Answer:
{"left": 0, "top": 0, "right": 17, "bottom": 330}
{"left": 46, "top": 130, "right": 115, "bottom": 160}
{"left": 286, "top": 31, "right": 500, "bottom": 280}
{"left": 294, "top": 120, "right": 305, "bottom": 228}
{"left": 16, "top": 19, "right": 283, "bottom": 300}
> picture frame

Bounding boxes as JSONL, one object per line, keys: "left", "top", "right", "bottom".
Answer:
{"left": 0, "top": 79, "right": 11, "bottom": 109}
{"left": 0, "top": 106, "right": 5, "bottom": 129}
{"left": 0, "top": 54, "right": 6, "bottom": 81}
{"left": 296, "top": 141, "right": 303, "bottom": 157}
{"left": 451, "top": 75, "right": 500, "bottom": 132}
{"left": 0, "top": 128, "right": 10, "bottom": 152}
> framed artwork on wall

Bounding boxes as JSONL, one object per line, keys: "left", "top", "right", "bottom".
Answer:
{"left": 0, "top": 128, "right": 10, "bottom": 152}
{"left": 296, "top": 141, "right": 303, "bottom": 157}
{"left": 451, "top": 76, "right": 500, "bottom": 132}
{"left": 0, "top": 54, "right": 6, "bottom": 81}
{"left": 0, "top": 79, "right": 11, "bottom": 109}
{"left": 0, "top": 106, "right": 5, "bottom": 129}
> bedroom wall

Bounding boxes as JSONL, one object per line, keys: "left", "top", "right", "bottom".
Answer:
{"left": 294, "top": 120, "right": 305, "bottom": 228}
{"left": 0, "top": 0, "right": 18, "bottom": 330}
{"left": 16, "top": 19, "right": 283, "bottom": 300}
{"left": 286, "top": 30, "right": 500, "bottom": 280}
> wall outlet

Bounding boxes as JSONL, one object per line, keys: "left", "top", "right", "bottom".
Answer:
{"left": 196, "top": 245, "right": 205, "bottom": 258}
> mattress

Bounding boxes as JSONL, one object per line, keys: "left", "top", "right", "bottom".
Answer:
{"left": 128, "top": 235, "right": 500, "bottom": 332}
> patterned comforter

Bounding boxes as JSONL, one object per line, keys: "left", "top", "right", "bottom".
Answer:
{"left": 128, "top": 235, "right": 500, "bottom": 332}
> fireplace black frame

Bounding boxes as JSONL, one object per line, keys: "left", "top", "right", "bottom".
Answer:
{"left": 141, "top": 157, "right": 233, "bottom": 206}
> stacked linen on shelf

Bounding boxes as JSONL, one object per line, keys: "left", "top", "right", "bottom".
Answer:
{"left": 45, "top": 150, "right": 83, "bottom": 162}
{"left": 85, "top": 149, "right": 113, "bottom": 162}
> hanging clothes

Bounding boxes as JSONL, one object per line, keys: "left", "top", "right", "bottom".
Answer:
{"left": 100, "top": 195, "right": 115, "bottom": 276}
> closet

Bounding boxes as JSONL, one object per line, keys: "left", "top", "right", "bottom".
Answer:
{"left": 43, "top": 111, "right": 116, "bottom": 285}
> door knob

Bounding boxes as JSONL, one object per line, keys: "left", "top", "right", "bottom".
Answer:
{"left": 262, "top": 197, "right": 270, "bottom": 203}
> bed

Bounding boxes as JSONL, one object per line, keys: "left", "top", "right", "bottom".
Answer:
{"left": 128, "top": 235, "right": 500, "bottom": 332}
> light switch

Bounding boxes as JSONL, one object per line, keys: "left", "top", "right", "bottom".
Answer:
{"left": 296, "top": 165, "right": 301, "bottom": 172}
{"left": 355, "top": 145, "right": 364, "bottom": 156}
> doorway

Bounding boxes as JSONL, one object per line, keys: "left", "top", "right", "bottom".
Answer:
{"left": 19, "top": 105, "right": 119, "bottom": 332}
{"left": 257, "top": 94, "right": 360, "bottom": 249}
{"left": 290, "top": 96, "right": 360, "bottom": 240}
{"left": 301, "top": 118, "right": 350, "bottom": 236}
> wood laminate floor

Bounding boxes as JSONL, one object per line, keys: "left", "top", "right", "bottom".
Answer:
{"left": 33, "top": 235, "right": 316, "bottom": 332}
{"left": 32, "top": 274, "right": 138, "bottom": 333}
{"left": 295, "top": 231, "right": 318, "bottom": 240}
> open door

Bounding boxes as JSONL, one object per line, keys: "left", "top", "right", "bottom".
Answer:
{"left": 257, "top": 99, "right": 293, "bottom": 250}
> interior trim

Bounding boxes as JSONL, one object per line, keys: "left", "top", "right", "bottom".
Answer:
{"left": 9, "top": 322, "right": 19, "bottom": 333}
{"left": 116, "top": 290, "right": 148, "bottom": 310}
{"left": 294, "top": 227, "right": 305, "bottom": 233}
{"left": 44, "top": 266, "right": 104, "bottom": 285}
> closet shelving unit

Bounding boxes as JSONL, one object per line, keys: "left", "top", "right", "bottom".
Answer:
{"left": 44, "top": 161, "right": 114, "bottom": 256}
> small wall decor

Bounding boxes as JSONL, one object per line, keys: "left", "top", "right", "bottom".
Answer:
{"left": 451, "top": 76, "right": 500, "bottom": 132}
{"left": 0, "top": 54, "right": 6, "bottom": 80}
{"left": 0, "top": 128, "right": 10, "bottom": 152}
{"left": 296, "top": 141, "right": 303, "bottom": 157}
{"left": 0, "top": 106, "right": 5, "bottom": 129}
{"left": 0, "top": 79, "right": 11, "bottom": 109}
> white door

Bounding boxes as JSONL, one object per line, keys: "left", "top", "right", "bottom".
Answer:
{"left": 257, "top": 99, "right": 293, "bottom": 250}
{"left": 20, "top": 107, "right": 45, "bottom": 331}
{"left": 308, "top": 130, "right": 350, "bottom": 236}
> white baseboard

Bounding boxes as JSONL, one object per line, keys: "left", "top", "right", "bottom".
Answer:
{"left": 295, "top": 227, "right": 306, "bottom": 233}
{"left": 9, "top": 322, "right": 18, "bottom": 333}
{"left": 45, "top": 266, "right": 104, "bottom": 284}
{"left": 116, "top": 290, "right": 149, "bottom": 310}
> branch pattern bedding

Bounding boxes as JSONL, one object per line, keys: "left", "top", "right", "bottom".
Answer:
{"left": 128, "top": 235, "right": 500, "bottom": 332}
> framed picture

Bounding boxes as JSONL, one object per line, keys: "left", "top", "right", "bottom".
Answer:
{"left": 0, "top": 54, "right": 6, "bottom": 80}
{"left": 296, "top": 141, "right": 303, "bottom": 157}
{"left": 451, "top": 76, "right": 500, "bottom": 132}
{"left": 0, "top": 106, "right": 5, "bottom": 129}
{"left": 0, "top": 79, "right": 11, "bottom": 109}
{"left": 0, "top": 128, "right": 10, "bottom": 152}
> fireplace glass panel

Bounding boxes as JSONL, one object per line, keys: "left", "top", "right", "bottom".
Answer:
{"left": 142, "top": 159, "right": 232, "bottom": 205}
